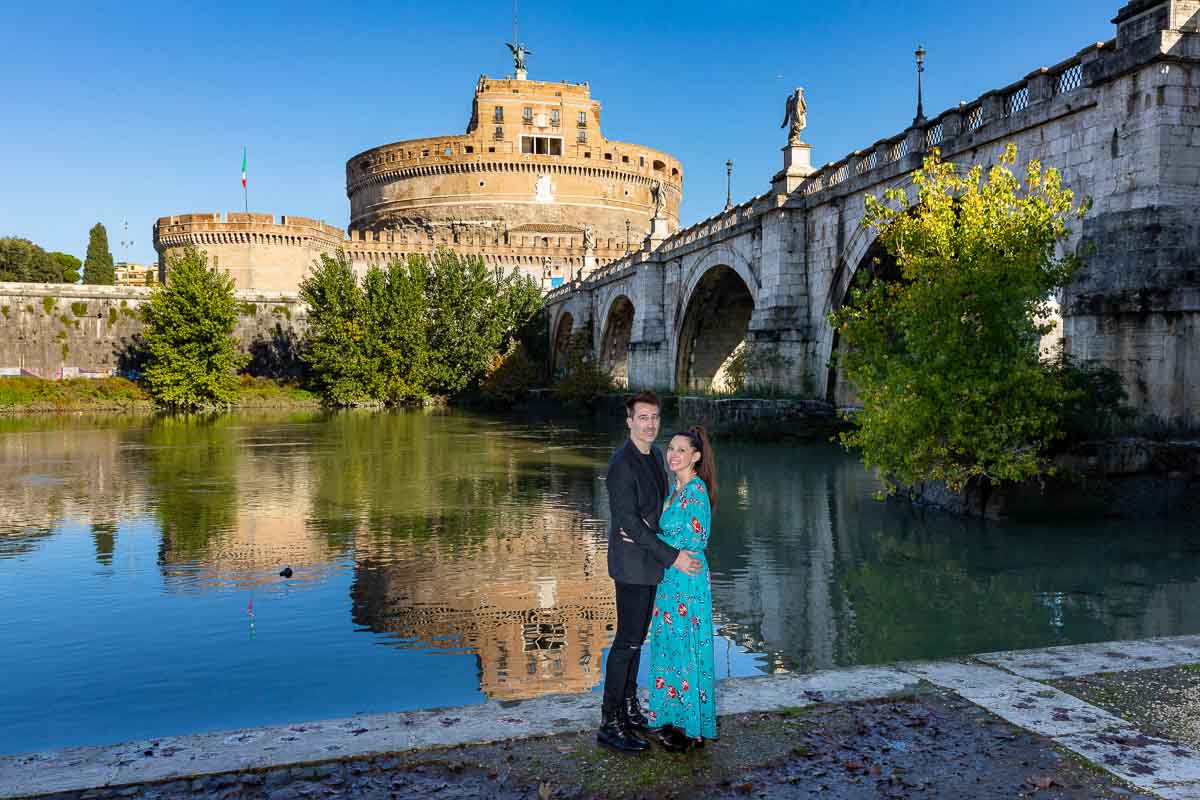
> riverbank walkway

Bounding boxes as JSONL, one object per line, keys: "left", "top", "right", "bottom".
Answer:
{"left": 5, "top": 635, "right": 1200, "bottom": 798}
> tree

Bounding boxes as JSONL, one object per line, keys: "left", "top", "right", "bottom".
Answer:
{"left": 0, "top": 237, "right": 62, "bottom": 283}
{"left": 140, "top": 246, "right": 247, "bottom": 409}
{"left": 365, "top": 256, "right": 430, "bottom": 402}
{"left": 50, "top": 252, "right": 81, "bottom": 284}
{"left": 300, "top": 249, "right": 543, "bottom": 405}
{"left": 830, "top": 144, "right": 1090, "bottom": 494}
{"left": 82, "top": 223, "right": 115, "bottom": 285}
{"left": 299, "top": 252, "right": 374, "bottom": 405}
{"left": 424, "top": 249, "right": 541, "bottom": 396}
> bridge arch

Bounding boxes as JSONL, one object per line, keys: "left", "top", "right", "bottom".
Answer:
{"left": 551, "top": 310, "right": 575, "bottom": 376}
{"left": 675, "top": 264, "right": 756, "bottom": 393}
{"left": 598, "top": 294, "right": 635, "bottom": 388}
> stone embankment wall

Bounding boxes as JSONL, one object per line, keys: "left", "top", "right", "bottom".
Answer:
{"left": 912, "top": 438, "right": 1200, "bottom": 520}
{"left": 0, "top": 282, "right": 306, "bottom": 379}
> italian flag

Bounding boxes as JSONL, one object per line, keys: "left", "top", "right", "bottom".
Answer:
{"left": 241, "top": 149, "right": 247, "bottom": 189}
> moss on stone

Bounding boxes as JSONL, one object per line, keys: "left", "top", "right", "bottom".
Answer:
{"left": 71, "top": 301, "right": 89, "bottom": 317}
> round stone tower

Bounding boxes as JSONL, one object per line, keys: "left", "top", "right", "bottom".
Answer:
{"left": 345, "top": 73, "right": 683, "bottom": 283}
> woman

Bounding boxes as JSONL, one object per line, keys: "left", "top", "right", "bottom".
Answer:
{"left": 645, "top": 425, "right": 717, "bottom": 750}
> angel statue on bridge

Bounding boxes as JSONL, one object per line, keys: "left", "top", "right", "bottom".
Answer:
{"left": 781, "top": 87, "right": 807, "bottom": 145}
{"left": 507, "top": 42, "right": 532, "bottom": 72}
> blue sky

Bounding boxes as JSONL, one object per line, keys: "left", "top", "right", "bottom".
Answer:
{"left": 0, "top": 0, "right": 1115, "bottom": 266}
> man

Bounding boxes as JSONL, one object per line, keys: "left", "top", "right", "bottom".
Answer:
{"left": 598, "top": 391, "right": 702, "bottom": 753}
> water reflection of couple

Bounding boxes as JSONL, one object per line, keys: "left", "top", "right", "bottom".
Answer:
{"left": 599, "top": 391, "right": 717, "bottom": 754}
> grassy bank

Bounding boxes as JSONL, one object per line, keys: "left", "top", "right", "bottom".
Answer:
{"left": 0, "top": 375, "right": 321, "bottom": 413}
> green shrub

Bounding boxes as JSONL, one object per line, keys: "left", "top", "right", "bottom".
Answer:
{"left": 552, "top": 331, "right": 613, "bottom": 406}
{"left": 723, "top": 343, "right": 795, "bottom": 396}
{"left": 1049, "top": 347, "right": 1136, "bottom": 441}
{"left": 239, "top": 301, "right": 258, "bottom": 317}
{"left": 41, "top": 297, "right": 55, "bottom": 314}
{"left": 0, "top": 306, "right": 9, "bottom": 319}
{"left": 481, "top": 342, "right": 537, "bottom": 405}
{"left": 71, "top": 301, "right": 89, "bottom": 317}
{"left": 106, "top": 307, "right": 118, "bottom": 326}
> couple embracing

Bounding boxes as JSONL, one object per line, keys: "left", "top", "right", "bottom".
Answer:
{"left": 599, "top": 390, "right": 717, "bottom": 754}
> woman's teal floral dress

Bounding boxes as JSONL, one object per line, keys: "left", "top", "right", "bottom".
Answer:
{"left": 647, "top": 476, "right": 716, "bottom": 739}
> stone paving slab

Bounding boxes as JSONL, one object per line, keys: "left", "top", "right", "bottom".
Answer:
{"left": 1056, "top": 727, "right": 1200, "bottom": 800}
{"left": 899, "top": 660, "right": 1129, "bottom": 736}
{"left": 1158, "top": 635, "right": 1200, "bottom": 662}
{"left": 715, "top": 665, "right": 919, "bottom": 714}
{"left": 978, "top": 639, "right": 1197, "bottom": 680}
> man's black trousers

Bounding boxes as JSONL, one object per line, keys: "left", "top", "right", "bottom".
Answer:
{"left": 602, "top": 581, "right": 656, "bottom": 714}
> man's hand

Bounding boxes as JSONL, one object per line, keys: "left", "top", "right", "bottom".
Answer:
{"left": 672, "top": 550, "right": 702, "bottom": 576}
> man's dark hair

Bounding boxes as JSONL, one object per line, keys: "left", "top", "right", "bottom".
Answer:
{"left": 625, "top": 390, "right": 660, "bottom": 417}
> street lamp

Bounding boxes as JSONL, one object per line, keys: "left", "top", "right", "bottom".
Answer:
{"left": 724, "top": 160, "right": 733, "bottom": 210}
{"left": 625, "top": 219, "right": 631, "bottom": 252}
{"left": 913, "top": 45, "right": 927, "bottom": 127}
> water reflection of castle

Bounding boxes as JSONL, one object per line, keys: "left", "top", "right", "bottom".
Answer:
{"left": 350, "top": 508, "right": 617, "bottom": 700}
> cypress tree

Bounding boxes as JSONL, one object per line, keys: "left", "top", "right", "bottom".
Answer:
{"left": 82, "top": 223, "right": 115, "bottom": 285}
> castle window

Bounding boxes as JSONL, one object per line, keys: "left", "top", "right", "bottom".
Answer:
{"left": 464, "top": 145, "right": 474, "bottom": 154}
{"left": 584, "top": 151, "right": 591, "bottom": 158}
{"left": 494, "top": 126, "right": 504, "bottom": 140}
{"left": 604, "top": 153, "right": 612, "bottom": 160}
{"left": 420, "top": 148, "right": 429, "bottom": 157}
{"left": 577, "top": 130, "right": 587, "bottom": 143}
{"left": 522, "top": 106, "right": 533, "bottom": 122}
{"left": 653, "top": 159, "right": 666, "bottom": 171}
{"left": 577, "top": 111, "right": 587, "bottom": 126}
{"left": 521, "top": 135, "right": 562, "bottom": 155}
{"left": 640, "top": 156, "right": 645, "bottom": 167}
{"left": 488, "top": 146, "right": 496, "bottom": 153}
{"left": 550, "top": 109, "right": 560, "bottom": 125}
{"left": 494, "top": 106, "right": 504, "bottom": 122}
{"left": 622, "top": 155, "right": 629, "bottom": 163}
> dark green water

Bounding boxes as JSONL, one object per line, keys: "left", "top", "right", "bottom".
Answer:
{"left": 0, "top": 409, "right": 1197, "bottom": 755}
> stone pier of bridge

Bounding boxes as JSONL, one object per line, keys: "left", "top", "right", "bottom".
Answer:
{"left": 546, "top": 0, "right": 1200, "bottom": 433}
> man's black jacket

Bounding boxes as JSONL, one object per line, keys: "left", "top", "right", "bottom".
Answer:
{"left": 605, "top": 439, "right": 679, "bottom": 585}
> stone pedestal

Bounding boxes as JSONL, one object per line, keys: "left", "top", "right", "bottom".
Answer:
{"left": 647, "top": 215, "right": 671, "bottom": 247}
{"left": 515, "top": 68, "right": 527, "bottom": 81}
{"left": 779, "top": 143, "right": 814, "bottom": 193}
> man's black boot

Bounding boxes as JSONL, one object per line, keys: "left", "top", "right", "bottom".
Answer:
{"left": 624, "top": 695, "right": 651, "bottom": 734}
{"left": 597, "top": 707, "right": 650, "bottom": 753}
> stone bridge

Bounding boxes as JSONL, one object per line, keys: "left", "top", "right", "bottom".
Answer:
{"left": 546, "top": 0, "right": 1200, "bottom": 431}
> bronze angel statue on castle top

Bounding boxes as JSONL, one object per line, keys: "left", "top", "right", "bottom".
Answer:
{"left": 507, "top": 42, "right": 532, "bottom": 71}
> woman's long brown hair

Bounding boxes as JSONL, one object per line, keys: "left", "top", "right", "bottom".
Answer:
{"left": 675, "top": 425, "right": 717, "bottom": 511}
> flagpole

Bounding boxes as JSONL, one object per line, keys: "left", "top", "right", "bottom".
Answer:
{"left": 243, "top": 146, "right": 248, "bottom": 214}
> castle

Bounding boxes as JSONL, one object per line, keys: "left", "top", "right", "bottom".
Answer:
{"left": 154, "top": 52, "right": 683, "bottom": 294}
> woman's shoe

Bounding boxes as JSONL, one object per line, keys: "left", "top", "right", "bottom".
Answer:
{"left": 644, "top": 725, "right": 689, "bottom": 753}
